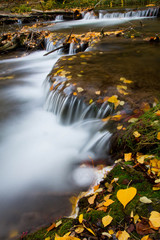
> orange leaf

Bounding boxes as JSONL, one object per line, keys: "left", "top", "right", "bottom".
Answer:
{"left": 155, "top": 110, "right": 160, "bottom": 116}
{"left": 124, "top": 153, "right": 132, "bottom": 161}
{"left": 88, "top": 194, "right": 97, "bottom": 204}
{"left": 47, "top": 222, "right": 56, "bottom": 232}
{"left": 117, "top": 187, "right": 137, "bottom": 208}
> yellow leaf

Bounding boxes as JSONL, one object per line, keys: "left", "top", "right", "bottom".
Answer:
{"left": 75, "top": 226, "right": 84, "bottom": 234}
{"left": 124, "top": 153, "right": 132, "bottom": 161}
{"left": 104, "top": 194, "right": 112, "bottom": 201}
{"left": 45, "top": 237, "right": 51, "bottom": 240}
{"left": 103, "top": 199, "right": 114, "bottom": 207}
{"left": 68, "top": 57, "right": 74, "bottom": 60}
{"left": 107, "top": 95, "right": 118, "bottom": 104}
{"left": 63, "top": 232, "right": 71, "bottom": 237}
{"left": 141, "top": 235, "right": 149, "bottom": 240}
{"left": 120, "top": 77, "right": 133, "bottom": 84}
{"left": 117, "top": 187, "right": 137, "bottom": 208}
{"left": 134, "top": 214, "right": 139, "bottom": 224}
{"left": 89, "top": 99, "right": 93, "bottom": 104}
{"left": 77, "top": 87, "right": 84, "bottom": 93}
{"left": 84, "top": 226, "right": 95, "bottom": 236}
{"left": 56, "top": 220, "right": 62, "bottom": 228}
{"left": 88, "top": 194, "right": 97, "bottom": 204}
{"left": 152, "top": 186, "right": 160, "bottom": 191}
{"left": 108, "top": 229, "right": 114, "bottom": 235}
{"left": 117, "top": 125, "right": 123, "bottom": 130}
{"left": 80, "top": 54, "right": 86, "bottom": 58}
{"left": 117, "top": 85, "right": 127, "bottom": 90}
{"left": 77, "top": 74, "right": 83, "bottom": 77}
{"left": 116, "top": 230, "right": 130, "bottom": 240}
{"left": 79, "top": 214, "right": 83, "bottom": 223}
{"left": 102, "top": 215, "right": 113, "bottom": 227}
{"left": 149, "top": 211, "right": 160, "bottom": 228}
{"left": 47, "top": 222, "right": 56, "bottom": 232}
{"left": 110, "top": 115, "right": 122, "bottom": 121}
{"left": 73, "top": 92, "right": 77, "bottom": 96}
{"left": 81, "top": 62, "right": 87, "bottom": 65}
{"left": 157, "top": 132, "right": 160, "bottom": 140}
{"left": 55, "top": 235, "right": 80, "bottom": 240}
{"left": 139, "top": 196, "right": 152, "bottom": 203}
{"left": 102, "top": 116, "right": 110, "bottom": 122}
{"left": 133, "top": 131, "right": 141, "bottom": 138}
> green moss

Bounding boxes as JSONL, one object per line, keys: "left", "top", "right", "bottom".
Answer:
{"left": 83, "top": 210, "right": 106, "bottom": 224}
{"left": 117, "top": 103, "right": 160, "bottom": 157}
{"left": 58, "top": 218, "right": 75, "bottom": 236}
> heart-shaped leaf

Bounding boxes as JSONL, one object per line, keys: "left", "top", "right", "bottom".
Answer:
{"left": 117, "top": 187, "right": 137, "bottom": 208}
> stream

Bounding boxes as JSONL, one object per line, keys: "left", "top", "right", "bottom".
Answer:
{"left": 0, "top": 10, "right": 160, "bottom": 239}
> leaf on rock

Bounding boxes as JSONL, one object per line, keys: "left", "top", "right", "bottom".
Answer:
{"left": 149, "top": 211, "right": 160, "bottom": 228}
{"left": 77, "top": 87, "right": 84, "bottom": 93}
{"left": 116, "top": 230, "right": 130, "bottom": 240}
{"left": 120, "top": 77, "right": 133, "bottom": 84}
{"left": 140, "top": 196, "right": 152, "bottom": 204}
{"left": 73, "top": 92, "right": 77, "bottom": 96}
{"left": 102, "top": 215, "right": 113, "bottom": 227}
{"left": 95, "top": 91, "right": 101, "bottom": 95}
{"left": 117, "top": 187, "right": 137, "bottom": 208}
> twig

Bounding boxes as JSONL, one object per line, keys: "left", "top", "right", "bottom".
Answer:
{"left": 43, "top": 45, "right": 64, "bottom": 56}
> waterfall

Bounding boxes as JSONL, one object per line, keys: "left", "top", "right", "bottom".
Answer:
{"left": 45, "top": 90, "right": 113, "bottom": 125}
{"left": 55, "top": 15, "right": 63, "bottom": 21}
{"left": 83, "top": 7, "right": 159, "bottom": 19}
{"left": 69, "top": 42, "right": 76, "bottom": 55}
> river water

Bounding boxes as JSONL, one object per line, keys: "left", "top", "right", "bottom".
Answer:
{"left": 0, "top": 12, "right": 160, "bottom": 239}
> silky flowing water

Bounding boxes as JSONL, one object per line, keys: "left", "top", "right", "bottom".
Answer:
{"left": 0, "top": 13, "right": 160, "bottom": 239}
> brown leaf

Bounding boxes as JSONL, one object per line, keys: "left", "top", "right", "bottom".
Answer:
{"left": 136, "top": 220, "right": 154, "bottom": 235}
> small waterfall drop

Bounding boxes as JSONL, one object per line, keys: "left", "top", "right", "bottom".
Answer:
{"left": 55, "top": 15, "right": 63, "bottom": 21}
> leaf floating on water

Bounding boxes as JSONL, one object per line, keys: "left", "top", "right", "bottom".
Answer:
{"left": 102, "top": 215, "right": 113, "bottom": 227}
{"left": 117, "top": 187, "right": 137, "bottom": 208}
{"left": 140, "top": 196, "right": 152, "bottom": 204}
{"left": 124, "top": 153, "right": 132, "bottom": 161}
{"left": 149, "top": 211, "right": 160, "bottom": 228}
{"left": 116, "top": 230, "right": 130, "bottom": 240}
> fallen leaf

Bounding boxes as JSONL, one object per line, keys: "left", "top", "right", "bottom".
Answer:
{"left": 97, "top": 206, "right": 107, "bottom": 212}
{"left": 79, "top": 214, "right": 83, "bottom": 224}
{"left": 149, "top": 211, "right": 160, "bottom": 228}
{"left": 108, "top": 229, "right": 114, "bottom": 234}
{"left": 120, "top": 77, "right": 133, "bottom": 84}
{"left": 89, "top": 99, "right": 93, "bottom": 104}
{"left": 102, "top": 215, "right": 113, "bottom": 227}
{"left": 95, "top": 91, "right": 101, "bottom": 95}
{"left": 136, "top": 220, "right": 154, "bottom": 235}
{"left": 155, "top": 110, "right": 160, "bottom": 116}
{"left": 140, "top": 236, "right": 149, "bottom": 240}
{"left": 124, "top": 153, "right": 132, "bottom": 161}
{"left": 102, "top": 232, "right": 111, "bottom": 237}
{"left": 77, "top": 87, "right": 84, "bottom": 93}
{"left": 80, "top": 62, "right": 87, "bottom": 65}
{"left": 103, "top": 199, "right": 114, "bottom": 207}
{"left": 75, "top": 226, "right": 84, "bottom": 234}
{"left": 47, "top": 222, "right": 56, "bottom": 232}
{"left": 83, "top": 224, "right": 95, "bottom": 236}
{"left": 117, "top": 187, "right": 137, "bottom": 208}
{"left": 73, "top": 92, "right": 77, "bottom": 96}
{"left": 102, "top": 116, "right": 110, "bottom": 122}
{"left": 128, "top": 118, "right": 138, "bottom": 123}
{"left": 117, "top": 125, "right": 123, "bottom": 130}
{"left": 117, "top": 85, "right": 127, "bottom": 90}
{"left": 77, "top": 74, "right": 83, "bottom": 77}
{"left": 116, "top": 230, "right": 130, "bottom": 240}
{"left": 140, "top": 196, "right": 152, "bottom": 204}
{"left": 149, "top": 220, "right": 159, "bottom": 230}
{"left": 88, "top": 194, "right": 97, "bottom": 204}
{"left": 56, "top": 220, "right": 62, "bottom": 228}
{"left": 45, "top": 237, "right": 51, "bottom": 240}
{"left": 133, "top": 131, "right": 141, "bottom": 138}
{"left": 157, "top": 132, "right": 160, "bottom": 140}
{"left": 134, "top": 214, "right": 139, "bottom": 224}
{"left": 110, "top": 114, "right": 122, "bottom": 121}
{"left": 93, "top": 185, "right": 99, "bottom": 192}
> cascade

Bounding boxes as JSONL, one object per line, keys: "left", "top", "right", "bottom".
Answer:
{"left": 55, "top": 15, "right": 63, "bottom": 21}
{"left": 83, "top": 7, "right": 159, "bottom": 19}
